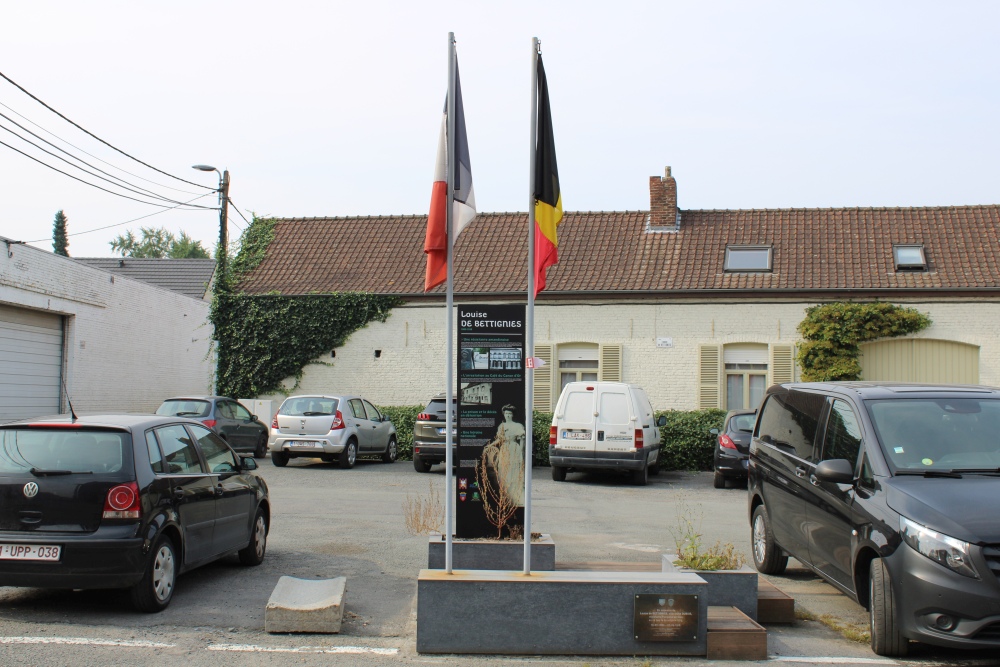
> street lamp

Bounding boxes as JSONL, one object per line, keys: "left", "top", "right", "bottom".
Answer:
{"left": 192, "top": 164, "right": 230, "bottom": 270}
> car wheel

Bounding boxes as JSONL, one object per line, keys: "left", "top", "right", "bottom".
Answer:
{"left": 551, "top": 465, "right": 567, "bottom": 481}
{"left": 751, "top": 504, "right": 788, "bottom": 574}
{"left": 254, "top": 434, "right": 268, "bottom": 459}
{"left": 649, "top": 456, "right": 660, "bottom": 476}
{"left": 131, "top": 534, "right": 177, "bottom": 613}
{"left": 413, "top": 454, "right": 431, "bottom": 473}
{"left": 381, "top": 437, "right": 398, "bottom": 463}
{"left": 631, "top": 463, "right": 649, "bottom": 486}
{"left": 271, "top": 451, "right": 289, "bottom": 467}
{"left": 713, "top": 470, "right": 727, "bottom": 489}
{"left": 238, "top": 508, "right": 268, "bottom": 566}
{"left": 339, "top": 439, "right": 357, "bottom": 469}
{"left": 870, "top": 557, "right": 909, "bottom": 656}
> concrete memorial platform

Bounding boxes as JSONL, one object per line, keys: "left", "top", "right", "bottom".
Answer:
{"left": 417, "top": 569, "right": 708, "bottom": 655}
{"left": 427, "top": 532, "right": 555, "bottom": 570}
{"left": 661, "top": 554, "right": 759, "bottom": 620}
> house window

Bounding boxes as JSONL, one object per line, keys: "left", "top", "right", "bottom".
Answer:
{"left": 893, "top": 244, "right": 926, "bottom": 271}
{"left": 558, "top": 343, "right": 599, "bottom": 391}
{"left": 724, "top": 245, "right": 772, "bottom": 272}
{"left": 724, "top": 344, "right": 768, "bottom": 410}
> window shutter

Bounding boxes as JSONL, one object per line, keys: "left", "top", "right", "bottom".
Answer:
{"left": 698, "top": 344, "right": 722, "bottom": 409}
{"left": 599, "top": 344, "right": 623, "bottom": 382}
{"left": 770, "top": 344, "right": 795, "bottom": 386}
{"left": 533, "top": 344, "right": 554, "bottom": 412}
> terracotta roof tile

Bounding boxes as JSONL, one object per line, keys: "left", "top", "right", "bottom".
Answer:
{"left": 237, "top": 206, "right": 1000, "bottom": 296}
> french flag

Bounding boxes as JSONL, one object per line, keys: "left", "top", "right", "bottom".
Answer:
{"left": 424, "top": 61, "right": 476, "bottom": 291}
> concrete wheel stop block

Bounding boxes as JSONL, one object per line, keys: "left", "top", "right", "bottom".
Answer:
{"left": 265, "top": 576, "right": 346, "bottom": 633}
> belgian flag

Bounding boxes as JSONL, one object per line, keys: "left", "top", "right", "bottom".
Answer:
{"left": 533, "top": 54, "right": 562, "bottom": 297}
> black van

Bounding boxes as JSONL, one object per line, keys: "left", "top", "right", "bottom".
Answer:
{"left": 748, "top": 382, "right": 1000, "bottom": 656}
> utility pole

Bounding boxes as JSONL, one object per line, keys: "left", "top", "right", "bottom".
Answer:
{"left": 219, "top": 169, "right": 230, "bottom": 273}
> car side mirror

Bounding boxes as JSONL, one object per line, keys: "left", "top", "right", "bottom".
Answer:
{"left": 656, "top": 415, "right": 666, "bottom": 427}
{"left": 240, "top": 456, "right": 258, "bottom": 471}
{"left": 250, "top": 414, "right": 258, "bottom": 422}
{"left": 709, "top": 428, "right": 720, "bottom": 435}
{"left": 814, "top": 458, "right": 854, "bottom": 484}
{"left": 382, "top": 415, "right": 391, "bottom": 422}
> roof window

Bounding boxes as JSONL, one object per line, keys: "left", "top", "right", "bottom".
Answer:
{"left": 893, "top": 244, "right": 927, "bottom": 271}
{"left": 724, "top": 245, "right": 772, "bottom": 272}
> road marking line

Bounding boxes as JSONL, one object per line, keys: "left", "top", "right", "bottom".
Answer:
{"left": 208, "top": 643, "right": 399, "bottom": 655}
{"left": 770, "top": 658, "right": 897, "bottom": 665}
{"left": 0, "top": 636, "right": 175, "bottom": 648}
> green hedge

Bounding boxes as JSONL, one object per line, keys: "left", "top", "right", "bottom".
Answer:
{"left": 656, "top": 409, "right": 727, "bottom": 471}
{"left": 377, "top": 406, "right": 723, "bottom": 472}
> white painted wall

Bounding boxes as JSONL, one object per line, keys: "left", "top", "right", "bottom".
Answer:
{"left": 259, "top": 298, "right": 1000, "bottom": 411}
{"left": 0, "top": 240, "right": 213, "bottom": 413}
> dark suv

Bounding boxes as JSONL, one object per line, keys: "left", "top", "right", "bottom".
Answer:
{"left": 0, "top": 414, "right": 270, "bottom": 612}
{"left": 748, "top": 382, "right": 1000, "bottom": 656}
{"left": 412, "top": 393, "right": 456, "bottom": 473}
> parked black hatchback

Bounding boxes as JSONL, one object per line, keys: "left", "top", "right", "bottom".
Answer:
{"left": 748, "top": 382, "right": 1000, "bottom": 656}
{"left": 157, "top": 396, "right": 269, "bottom": 458}
{"left": 710, "top": 408, "right": 756, "bottom": 488}
{"left": 0, "top": 414, "right": 270, "bottom": 612}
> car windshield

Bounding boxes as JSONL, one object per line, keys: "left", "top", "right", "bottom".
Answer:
{"left": 731, "top": 414, "right": 756, "bottom": 432}
{"left": 280, "top": 397, "right": 339, "bottom": 416}
{"left": 0, "top": 429, "right": 127, "bottom": 474}
{"left": 156, "top": 399, "right": 211, "bottom": 418}
{"left": 867, "top": 398, "right": 1000, "bottom": 471}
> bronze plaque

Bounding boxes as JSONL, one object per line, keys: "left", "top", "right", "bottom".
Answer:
{"left": 633, "top": 593, "right": 698, "bottom": 642}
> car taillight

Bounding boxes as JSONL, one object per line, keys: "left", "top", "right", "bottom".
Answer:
{"left": 417, "top": 413, "right": 432, "bottom": 420}
{"left": 271, "top": 415, "right": 279, "bottom": 429}
{"left": 719, "top": 434, "right": 737, "bottom": 450}
{"left": 202, "top": 419, "right": 217, "bottom": 429}
{"left": 634, "top": 428, "right": 644, "bottom": 449}
{"left": 549, "top": 425, "right": 557, "bottom": 445}
{"left": 103, "top": 482, "right": 141, "bottom": 520}
{"left": 331, "top": 410, "right": 345, "bottom": 430}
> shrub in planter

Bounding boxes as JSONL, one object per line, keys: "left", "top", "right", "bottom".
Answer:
{"left": 656, "top": 409, "right": 726, "bottom": 471}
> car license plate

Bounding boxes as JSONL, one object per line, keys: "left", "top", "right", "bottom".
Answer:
{"left": 287, "top": 441, "right": 322, "bottom": 449}
{"left": 562, "top": 430, "right": 591, "bottom": 440}
{"left": 0, "top": 544, "right": 61, "bottom": 561}
{"left": 436, "top": 427, "right": 457, "bottom": 436}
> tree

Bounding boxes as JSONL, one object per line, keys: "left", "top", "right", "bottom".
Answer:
{"left": 52, "top": 210, "right": 69, "bottom": 256}
{"left": 110, "top": 226, "right": 210, "bottom": 259}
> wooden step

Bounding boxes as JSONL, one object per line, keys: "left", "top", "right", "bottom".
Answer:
{"left": 707, "top": 605, "right": 767, "bottom": 660}
{"left": 757, "top": 577, "right": 795, "bottom": 624}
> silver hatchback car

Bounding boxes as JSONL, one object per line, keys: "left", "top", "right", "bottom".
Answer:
{"left": 268, "top": 394, "right": 397, "bottom": 469}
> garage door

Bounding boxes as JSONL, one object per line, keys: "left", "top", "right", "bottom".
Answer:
{"left": 0, "top": 304, "right": 64, "bottom": 422}
{"left": 860, "top": 338, "right": 979, "bottom": 384}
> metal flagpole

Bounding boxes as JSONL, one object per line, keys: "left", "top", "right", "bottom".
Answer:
{"left": 444, "top": 32, "right": 457, "bottom": 574}
{"left": 524, "top": 37, "right": 540, "bottom": 576}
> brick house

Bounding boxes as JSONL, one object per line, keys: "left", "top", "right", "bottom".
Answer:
{"left": 238, "top": 168, "right": 1000, "bottom": 411}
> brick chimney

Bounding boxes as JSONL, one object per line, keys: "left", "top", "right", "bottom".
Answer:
{"left": 649, "top": 166, "right": 678, "bottom": 229}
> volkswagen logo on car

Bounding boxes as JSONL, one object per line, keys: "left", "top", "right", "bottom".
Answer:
{"left": 22, "top": 482, "right": 39, "bottom": 498}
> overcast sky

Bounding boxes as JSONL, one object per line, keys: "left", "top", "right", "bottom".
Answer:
{"left": 3, "top": 1, "right": 1000, "bottom": 257}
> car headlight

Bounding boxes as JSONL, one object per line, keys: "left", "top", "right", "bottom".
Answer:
{"left": 899, "top": 516, "right": 979, "bottom": 579}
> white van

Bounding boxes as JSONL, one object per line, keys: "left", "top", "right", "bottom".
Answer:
{"left": 548, "top": 382, "right": 666, "bottom": 485}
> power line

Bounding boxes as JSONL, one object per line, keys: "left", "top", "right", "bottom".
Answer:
{"left": 24, "top": 192, "right": 218, "bottom": 243}
{"left": 0, "top": 100, "right": 204, "bottom": 196}
{"left": 0, "top": 117, "right": 217, "bottom": 210}
{"left": 0, "top": 136, "right": 215, "bottom": 210}
{"left": 228, "top": 198, "right": 252, "bottom": 228}
{"left": 0, "top": 69, "right": 213, "bottom": 190}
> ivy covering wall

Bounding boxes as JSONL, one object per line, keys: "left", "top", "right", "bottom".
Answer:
{"left": 211, "top": 216, "right": 401, "bottom": 398}
{"left": 796, "top": 302, "right": 931, "bottom": 382}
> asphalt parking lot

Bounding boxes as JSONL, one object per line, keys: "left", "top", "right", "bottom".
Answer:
{"left": 0, "top": 459, "right": 996, "bottom": 666}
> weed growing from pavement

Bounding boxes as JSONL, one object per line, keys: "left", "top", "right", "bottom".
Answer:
{"left": 402, "top": 481, "right": 442, "bottom": 535}
{"left": 669, "top": 500, "right": 746, "bottom": 570}
{"left": 795, "top": 607, "right": 870, "bottom": 644}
